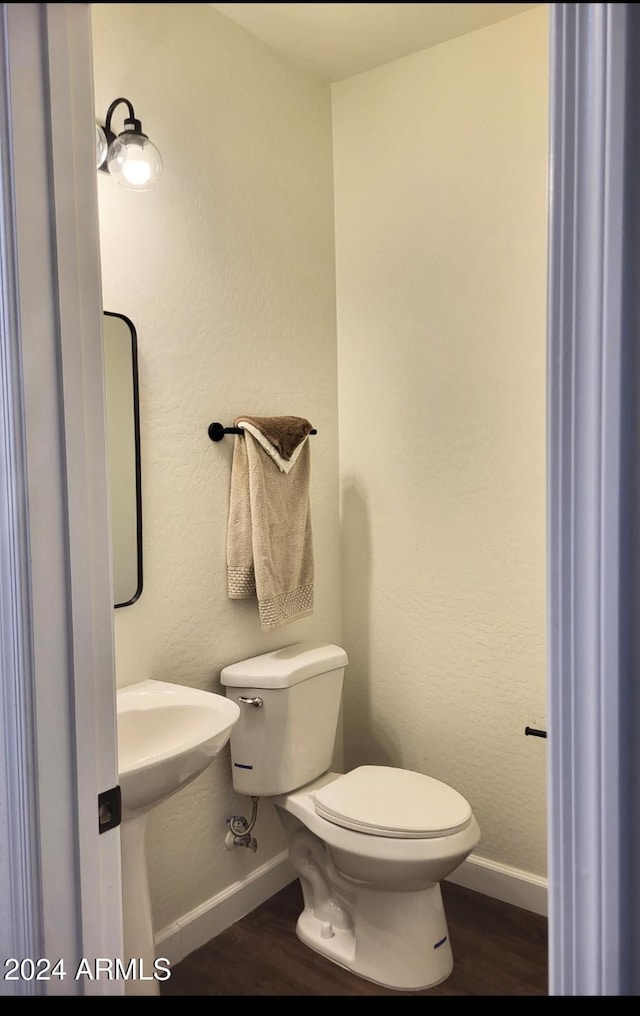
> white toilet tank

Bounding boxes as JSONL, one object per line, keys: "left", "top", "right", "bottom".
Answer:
{"left": 220, "top": 642, "right": 348, "bottom": 796}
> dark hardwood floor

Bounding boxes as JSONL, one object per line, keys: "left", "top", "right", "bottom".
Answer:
{"left": 161, "top": 880, "right": 548, "bottom": 997}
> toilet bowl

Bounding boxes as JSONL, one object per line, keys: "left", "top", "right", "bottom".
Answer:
{"left": 221, "top": 642, "right": 480, "bottom": 991}
{"left": 274, "top": 769, "right": 480, "bottom": 990}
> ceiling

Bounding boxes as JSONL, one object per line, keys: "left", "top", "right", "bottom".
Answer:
{"left": 209, "top": 3, "right": 543, "bottom": 82}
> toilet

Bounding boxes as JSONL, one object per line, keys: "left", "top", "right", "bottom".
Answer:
{"left": 221, "top": 642, "right": 480, "bottom": 992}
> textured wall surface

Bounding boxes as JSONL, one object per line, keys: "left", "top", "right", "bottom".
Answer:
{"left": 333, "top": 8, "right": 549, "bottom": 876}
{"left": 92, "top": 3, "right": 340, "bottom": 930}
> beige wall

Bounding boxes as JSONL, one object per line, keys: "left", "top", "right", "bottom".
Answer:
{"left": 92, "top": 3, "right": 341, "bottom": 931}
{"left": 333, "top": 7, "right": 548, "bottom": 876}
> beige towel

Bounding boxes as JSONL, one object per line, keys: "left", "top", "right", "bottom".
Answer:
{"left": 227, "top": 417, "right": 314, "bottom": 631}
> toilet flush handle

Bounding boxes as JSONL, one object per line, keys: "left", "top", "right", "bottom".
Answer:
{"left": 238, "top": 696, "right": 263, "bottom": 708}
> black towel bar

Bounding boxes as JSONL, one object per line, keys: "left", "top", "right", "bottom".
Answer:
{"left": 208, "top": 422, "right": 317, "bottom": 443}
{"left": 524, "top": 726, "right": 547, "bottom": 739}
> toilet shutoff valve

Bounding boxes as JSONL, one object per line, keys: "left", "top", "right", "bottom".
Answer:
{"left": 225, "top": 802, "right": 259, "bottom": 852}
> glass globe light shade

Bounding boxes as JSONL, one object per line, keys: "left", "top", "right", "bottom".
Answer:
{"left": 95, "top": 123, "right": 108, "bottom": 169}
{"left": 106, "top": 132, "right": 163, "bottom": 191}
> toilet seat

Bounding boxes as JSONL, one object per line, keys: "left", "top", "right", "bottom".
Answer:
{"left": 312, "top": 765, "right": 472, "bottom": 839}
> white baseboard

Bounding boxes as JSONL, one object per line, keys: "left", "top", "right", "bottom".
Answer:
{"left": 155, "top": 851, "right": 296, "bottom": 967}
{"left": 446, "top": 852, "right": 548, "bottom": 917}
{"left": 156, "top": 849, "right": 547, "bottom": 970}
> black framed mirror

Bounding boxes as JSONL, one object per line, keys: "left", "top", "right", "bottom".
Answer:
{"left": 103, "top": 311, "right": 143, "bottom": 607}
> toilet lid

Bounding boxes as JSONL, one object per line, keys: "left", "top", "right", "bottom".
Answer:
{"left": 312, "top": 766, "right": 473, "bottom": 839}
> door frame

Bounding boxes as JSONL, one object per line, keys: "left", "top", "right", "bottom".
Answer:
{"left": 547, "top": 2, "right": 634, "bottom": 996}
{"left": 0, "top": 3, "right": 123, "bottom": 996}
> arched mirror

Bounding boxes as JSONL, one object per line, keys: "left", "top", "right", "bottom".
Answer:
{"left": 103, "top": 311, "right": 143, "bottom": 607}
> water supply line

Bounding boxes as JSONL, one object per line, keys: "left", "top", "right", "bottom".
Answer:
{"left": 225, "top": 797, "right": 259, "bottom": 852}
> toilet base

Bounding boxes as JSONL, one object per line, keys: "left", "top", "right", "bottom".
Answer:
{"left": 295, "top": 879, "right": 454, "bottom": 992}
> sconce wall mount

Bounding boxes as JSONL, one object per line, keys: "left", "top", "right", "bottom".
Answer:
{"left": 97, "top": 97, "right": 162, "bottom": 191}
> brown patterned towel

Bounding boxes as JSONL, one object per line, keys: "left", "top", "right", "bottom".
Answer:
{"left": 235, "top": 415, "right": 313, "bottom": 461}
{"left": 226, "top": 417, "right": 314, "bottom": 631}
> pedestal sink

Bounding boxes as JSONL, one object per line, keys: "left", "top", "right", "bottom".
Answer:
{"left": 116, "top": 680, "right": 240, "bottom": 996}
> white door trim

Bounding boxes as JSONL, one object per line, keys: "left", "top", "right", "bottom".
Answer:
{"left": 547, "top": 2, "right": 631, "bottom": 995}
{"left": 0, "top": 3, "right": 122, "bottom": 996}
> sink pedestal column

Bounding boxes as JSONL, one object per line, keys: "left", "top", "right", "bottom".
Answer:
{"left": 120, "top": 813, "right": 160, "bottom": 997}
{"left": 115, "top": 679, "right": 241, "bottom": 995}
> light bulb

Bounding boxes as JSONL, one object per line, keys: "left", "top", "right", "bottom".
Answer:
{"left": 106, "top": 132, "right": 163, "bottom": 191}
{"left": 122, "top": 153, "right": 152, "bottom": 187}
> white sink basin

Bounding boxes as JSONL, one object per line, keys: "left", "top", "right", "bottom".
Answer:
{"left": 115, "top": 679, "right": 241, "bottom": 995}
{"left": 117, "top": 679, "right": 241, "bottom": 818}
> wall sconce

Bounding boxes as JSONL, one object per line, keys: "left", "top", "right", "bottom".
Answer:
{"left": 97, "top": 97, "right": 163, "bottom": 191}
